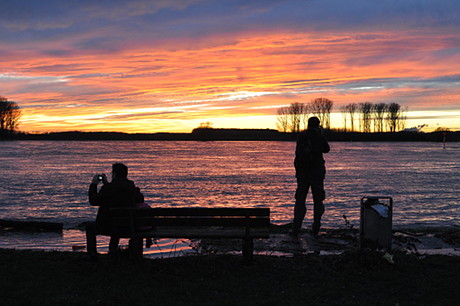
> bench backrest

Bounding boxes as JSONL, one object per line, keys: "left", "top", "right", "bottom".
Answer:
{"left": 109, "top": 207, "right": 270, "bottom": 234}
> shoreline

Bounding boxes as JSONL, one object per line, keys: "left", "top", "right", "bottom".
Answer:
{"left": 2, "top": 129, "right": 459, "bottom": 142}
{"left": 2, "top": 225, "right": 459, "bottom": 257}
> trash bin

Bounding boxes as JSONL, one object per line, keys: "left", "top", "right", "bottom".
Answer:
{"left": 360, "top": 196, "right": 393, "bottom": 250}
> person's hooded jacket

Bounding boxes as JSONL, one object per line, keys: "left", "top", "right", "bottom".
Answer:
{"left": 294, "top": 127, "right": 330, "bottom": 181}
{"left": 88, "top": 177, "right": 142, "bottom": 232}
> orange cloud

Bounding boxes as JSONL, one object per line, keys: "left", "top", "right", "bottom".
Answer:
{"left": 3, "top": 30, "right": 460, "bottom": 132}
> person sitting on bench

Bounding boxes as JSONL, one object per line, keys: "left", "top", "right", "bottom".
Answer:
{"left": 85, "top": 163, "right": 144, "bottom": 260}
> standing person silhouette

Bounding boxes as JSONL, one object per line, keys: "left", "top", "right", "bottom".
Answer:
{"left": 291, "top": 116, "right": 330, "bottom": 236}
{"left": 85, "top": 163, "right": 143, "bottom": 260}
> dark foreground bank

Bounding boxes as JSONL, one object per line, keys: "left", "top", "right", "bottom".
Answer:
{"left": 1, "top": 249, "right": 459, "bottom": 305}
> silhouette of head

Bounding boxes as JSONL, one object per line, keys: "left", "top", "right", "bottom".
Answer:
{"left": 112, "top": 163, "right": 128, "bottom": 179}
{"left": 308, "top": 116, "right": 321, "bottom": 130}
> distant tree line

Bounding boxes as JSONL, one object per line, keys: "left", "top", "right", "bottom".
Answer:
{"left": 0, "top": 96, "right": 22, "bottom": 135}
{"left": 340, "top": 102, "right": 407, "bottom": 132}
{"left": 276, "top": 98, "right": 407, "bottom": 133}
{"left": 276, "top": 97, "right": 333, "bottom": 133}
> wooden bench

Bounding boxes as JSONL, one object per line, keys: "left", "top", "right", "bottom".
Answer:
{"left": 108, "top": 207, "right": 270, "bottom": 262}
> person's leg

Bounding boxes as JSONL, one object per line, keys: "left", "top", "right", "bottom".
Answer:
{"left": 128, "top": 238, "right": 143, "bottom": 260}
{"left": 292, "top": 178, "right": 310, "bottom": 235}
{"left": 108, "top": 236, "right": 120, "bottom": 254}
{"left": 85, "top": 221, "right": 98, "bottom": 257}
{"left": 311, "top": 180, "right": 326, "bottom": 235}
{"left": 146, "top": 238, "right": 153, "bottom": 248}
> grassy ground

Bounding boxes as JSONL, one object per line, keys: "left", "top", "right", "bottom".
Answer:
{"left": 1, "top": 248, "right": 459, "bottom": 305}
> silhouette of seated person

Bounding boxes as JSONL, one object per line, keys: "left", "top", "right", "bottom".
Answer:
{"left": 85, "top": 163, "right": 144, "bottom": 259}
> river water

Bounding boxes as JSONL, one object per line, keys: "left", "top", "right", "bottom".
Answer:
{"left": 0, "top": 140, "right": 458, "bottom": 256}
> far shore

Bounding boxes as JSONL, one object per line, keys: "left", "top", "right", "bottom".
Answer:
{"left": 1, "top": 128, "right": 459, "bottom": 142}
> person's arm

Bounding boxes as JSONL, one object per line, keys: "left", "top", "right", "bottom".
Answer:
{"left": 295, "top": 137, "right": 302, "bottom": 158}
{"left": 88, "top": 174, "right": 107, "bottom": 206}
{"left": 315, "top": 127, "right": 330, "bottom": 153}
{"left": 294, "top": 134, "right": 304, "bottom": 169}
{"left": 135, "top": 187, "right": 145, "bottom": 204}
{"left": 88, "top": 184, "right": 101, "bottom": 206}
{"left": 322, "top": 137, "right": 330, "bottom": 153}
{"left": 308, "top": 130, "right": 329, "bottom": 154}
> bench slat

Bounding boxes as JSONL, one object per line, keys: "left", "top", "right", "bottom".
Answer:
{"left": 111, "top": 216, "right": 269, "bottom": 227}
{"left": 111, "top": 207, "right": 270, "bottom": 217}
{"left": 109, "top": 207, "right": 270, "bottom": 241}
{"left": 114, "top": 227, "right": 270, "bottom": 239}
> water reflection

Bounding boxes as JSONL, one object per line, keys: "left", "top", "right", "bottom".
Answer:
{"left": 0, "top": 229, "right": 195, "bottom": 258}
{"left": 0, "top": 140, "right": 459, "bottom": 250}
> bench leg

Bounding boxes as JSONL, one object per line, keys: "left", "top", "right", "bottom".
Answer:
{"left": 242, "top": 238, "right": 254, "bottom": 263}
{"left": 128, "top": 238, "right": 143, "bottom": 260}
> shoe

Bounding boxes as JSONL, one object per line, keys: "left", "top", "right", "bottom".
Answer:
{"left": 318, "top": 205, "right": 325, "bottom": 217}
{"left": 312, "top": 222, "right": 321, "bottom": 236}
{"left": 146, "top": 238, "right": 153, "bottom": 248}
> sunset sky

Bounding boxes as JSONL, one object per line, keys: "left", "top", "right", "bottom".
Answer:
{"left": 1, "top": 0, "right": 460, "bottom": 133}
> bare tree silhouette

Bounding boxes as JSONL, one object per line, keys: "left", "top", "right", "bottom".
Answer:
{"left": 373, "top": 103, "right": 387, "bottom": 132}
{"left": 276, "top": 107, "right": 290, "bottom": 132}
{"left": 276, "top": 102, "right": 309, "bottom": 133}
{"left": 345, "top": 103, "right": 358, "bottom": 132}
{"left": 359, "top": 102, "right": 373, "bottom": 133}
{"left": 308, "top": 97, "right": 333, "bottom": 129}
{"left": 0, "top": 97, "right": 22, "bottom": 134}
{"left": 386, "top": 102, "right": 407, "bottom": 132}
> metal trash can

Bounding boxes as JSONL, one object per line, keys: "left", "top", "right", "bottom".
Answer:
{"left": 360, "top": 196, "right": 393, "bottom": 250}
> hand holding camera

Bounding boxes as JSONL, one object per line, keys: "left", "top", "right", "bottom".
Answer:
{"left": 92, "top": 174, "right": 107, "bottom": 185}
